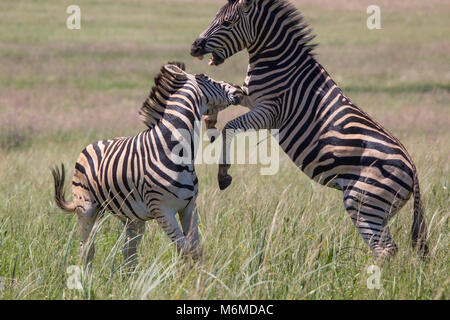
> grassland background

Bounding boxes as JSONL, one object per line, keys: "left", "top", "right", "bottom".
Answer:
{"left": 0, "top": 0, "right": 448, "bottom": 300}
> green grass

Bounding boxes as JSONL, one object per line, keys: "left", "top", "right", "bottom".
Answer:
{"left": 0, "top": 0, "right": 449, "bottom": 299}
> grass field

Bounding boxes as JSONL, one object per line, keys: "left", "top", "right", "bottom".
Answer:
{"left": 0, "top": 0, "right": 448, "bottom": 300}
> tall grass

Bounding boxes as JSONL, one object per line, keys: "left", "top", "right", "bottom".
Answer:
{"left": 0, "top": 0, "right": 448, "bottom": 299}
{"left": 0, "top": 135, "right": 448, "bottom": 299}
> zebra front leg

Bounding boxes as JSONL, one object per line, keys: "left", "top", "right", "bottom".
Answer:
{"left": 239, "top": 88, "right": 256, "bottom": 109}
{"left": 218, "top": 128, "right": 232, "bottom": 190}
{"left": 218, "top": 104, "right": 279, "bottom": 190}
{"left": 204, "top": 112, "right": 219, "bottom": 143}
{"left": 153, "top": 207, "right": 188, "bottom": 256}
{"left": 122, "top": 220, "right": 146, "bottom": 270}
{"left": 179, "top": 199, "right": 202, "bottom": 261}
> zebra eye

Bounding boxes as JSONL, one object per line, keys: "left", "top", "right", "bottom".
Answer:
{"left": 222, "top": 20, "right": 232, "bottom": 28}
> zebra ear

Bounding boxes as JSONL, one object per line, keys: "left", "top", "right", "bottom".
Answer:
{"left": 164, "top": 64, "right": 187, "bottom": 81}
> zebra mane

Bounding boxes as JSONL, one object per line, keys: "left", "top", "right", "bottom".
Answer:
{"left": 264, "top": 0, "right": 316, "bottom": 54}
{"left": 139, "top": 62, "right": 187, "bottom": 129}
{"left": 228, "top": 0, "right": 316, "bottom": 55}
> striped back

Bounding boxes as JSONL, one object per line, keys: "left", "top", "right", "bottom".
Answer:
{"left": 72, "top": 62, "right": 242, "bottom": 221}
{"left": 191, "top": 1, "right": 428, "bottom": 259}
{"left": 140, "top": 62, "right": 241, "bottom": 129}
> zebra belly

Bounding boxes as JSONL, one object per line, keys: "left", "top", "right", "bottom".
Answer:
{"left": 161, "top": 195, "right": 192, "bottom": 213}
{"left": 92, "top": 185, "right": 148, "bottom": 221}
{"left": 75, "top": 136, "right": 198, "bottom": 221}
{"left": 95, "top": 186, "right": 193, "bottom": 221}
{"left": 96, "top": 176, "right": 196, "bottom": 220}
{"left": 287, "top": 140, "right": 413, "bottom": 204}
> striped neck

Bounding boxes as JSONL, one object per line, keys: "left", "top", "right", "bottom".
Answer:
{"left": 146, "top": 84, "right": 202, "bottom": 166}
{"left": 244, "top": 0, "right": 316, "bottom": 101}
{"left": 243, "top": 1, "right": 346, "bottom": 166}
{"left": 247, "top": 0, "right": 315, "bottom": 64}
{"left": 277, "top": 62, "right": 346, "bottom": 167}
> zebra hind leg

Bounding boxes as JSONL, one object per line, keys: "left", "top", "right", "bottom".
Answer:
{"left": 178, "top": 199, "right": 202, "bottom": 262}
{"left": 122, "top": 220, "right": 146, "bottom": 270}
{"left": 75, "top": 201, "right": 100, "bottom": 266}
{"left": 374, "top": 225, "right": 399, "bottom": 262}
{"left": 343, "top": 191, "right": 399, "bottom": 263}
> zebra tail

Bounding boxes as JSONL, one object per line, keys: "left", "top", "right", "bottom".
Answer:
{"left": 51, "top": 163, "right": 76, "bottom": 213}
{"left": 411, "top": 170, "right": 428, "bottom": 257}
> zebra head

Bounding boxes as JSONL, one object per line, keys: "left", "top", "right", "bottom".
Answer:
{"left": 161, "top": 63, "right": 243, "bottom": 112}
{"left": 190, "top": 0, "right": 256, "bottom": 66}
{"left": 194, "top": 73, "right": 243, "bottom": 113}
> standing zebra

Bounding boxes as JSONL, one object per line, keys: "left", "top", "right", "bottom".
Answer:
{"left": 52, "top": 62, "right": 242, "bottom": 266}
{"left": 190, "top": 0, "right": 428, "bottom": 260}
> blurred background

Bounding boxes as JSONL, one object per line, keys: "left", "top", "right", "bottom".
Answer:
{"left": 0, "top": 0, "right": 448, "bottom": 299}
{"left": 1, "top": 0, "right": 448, "bottom": 142}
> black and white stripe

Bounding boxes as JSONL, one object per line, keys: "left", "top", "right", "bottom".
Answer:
{"left": 52, "top": 62, "right": 241, "bottom": 266}
{"left": 191, "top": 0, "right": 428, "bottom": 260}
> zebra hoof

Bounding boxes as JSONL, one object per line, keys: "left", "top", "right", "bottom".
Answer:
{"left": 218, "top": 175, "right": 232, "bottom": 190}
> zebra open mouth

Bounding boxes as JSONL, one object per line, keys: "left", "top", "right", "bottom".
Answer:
{"left": 190, "top": 40, "right": 225, "bottom": 66}
{"left": 195, "top": 52, "right": 224, "bottom": 66}
{"left": 208, "top": 52, "right": 225, "bottom": 66}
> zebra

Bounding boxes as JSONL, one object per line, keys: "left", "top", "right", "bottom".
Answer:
{"left": 51, "top": 62, "right": 242, "bottom": 267}
{"left": 190, "top": 0, "right": 428, "bottom": 260}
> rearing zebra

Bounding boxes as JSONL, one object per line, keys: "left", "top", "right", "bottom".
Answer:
{"left": 52, "top": 62, "right": 242, "bottom": 266}
{"left": 191, "top": 0, "right": 428, "bottom": 260}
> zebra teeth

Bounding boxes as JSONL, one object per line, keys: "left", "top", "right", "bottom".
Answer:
{"left": 197, "top": 55, "right": 204, "bottom": 61}
{"left": 208, "top": 57, "right": 214, "bottom": 66}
